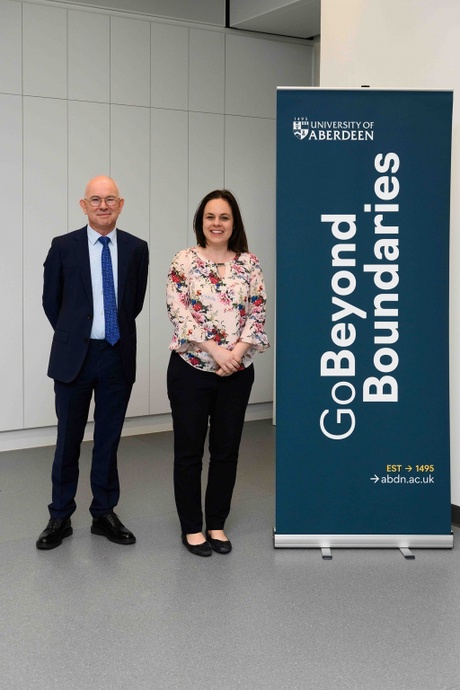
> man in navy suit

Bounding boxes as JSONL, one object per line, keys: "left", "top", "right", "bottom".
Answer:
{"left": 37, "top": 176, "right": 149, "bottom": 550}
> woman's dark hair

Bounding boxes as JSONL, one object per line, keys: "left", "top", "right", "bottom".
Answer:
{"left": 194, "top": 189, "right": 249, "bottom": 253}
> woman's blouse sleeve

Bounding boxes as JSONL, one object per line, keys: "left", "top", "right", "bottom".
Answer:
{"left": 239, "top": 254, "right": 270, "bottom": 351}
{"left": 166, "top": 250, "right": 207, "bottom": 351}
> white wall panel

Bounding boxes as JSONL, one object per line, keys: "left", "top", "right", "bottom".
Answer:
{"left": 0, "top": 3, "right": 314, "bottom": 445}
{"left": 68, "top": 101, "right": 110, "bottom": 230}
{"left": 150, "top": 108, "right": 189, "bottom": 414}
{"left": 111, "top": 104, "right": 151, "bottom": 416}
{"left": 189, "top": 29, "right": 225, "bottom": 114}
{"left": 188, "top": 112, "right": 224, "bottom": 245}
{"left": 111, "top": 16, "right": 150, "bottom": 107}
{"left": 0, "top": 0, "right": 21, "bottom": 94}
{"left": 226, "top": 34, "right": 313, "bottom": 118}
{"left": 151, "top": 23, "right": 188, "bottom": 110}
{"left": 225, "top": 115, "right": 276, "bottom": 403}
{"left": 23, "top": 4, "right": 67, "bottom": 99}
{"left": 23, "top": 97, "right": 68, "bottom": 429}
{"left": 0, "top": 95, "right": 23, "bottom": 431}
{"left": 68, "top": 10, "right": 110, "bottom": 103}
{"left": 110, "top": 107, "right": 151, "bottom": 241}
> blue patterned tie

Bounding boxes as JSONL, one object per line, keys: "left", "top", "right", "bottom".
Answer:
{"left": 98, "top": 236, "right": 120, "bottom": 346}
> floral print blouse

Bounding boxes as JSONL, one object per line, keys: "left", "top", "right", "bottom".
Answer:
{"left": 167, "top": 247, "right": 269, "bottom": 372}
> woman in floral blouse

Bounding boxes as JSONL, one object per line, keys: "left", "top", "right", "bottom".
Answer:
{"left": 166, "top": 189, "right": 269, "bottom": 557}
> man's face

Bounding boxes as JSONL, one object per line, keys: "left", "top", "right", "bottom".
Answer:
{"left": 80, "top": 177, "right": 124, "bottom": 235}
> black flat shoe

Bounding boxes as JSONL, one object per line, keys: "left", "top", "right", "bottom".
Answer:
{"left": 91, "top": 512, "right": 136, "bottom": 544}
{"left": 36, "top": 517, "right": 73, "bottom": 550}
{"left": 205, "top": 530, "right": 232, "bottom": 554}
{"left": 181, "top": 533, "right": 212, "bottom": 557}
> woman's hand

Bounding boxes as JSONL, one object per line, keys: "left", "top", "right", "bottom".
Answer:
{"left": 210, "top": 346, "right": 241, "bottom": 376}
{"left": 201, "top": 340, "right": 252, "bottom": 377}
{"left": 196, "top": 340, "right": 241, "bottom": 376}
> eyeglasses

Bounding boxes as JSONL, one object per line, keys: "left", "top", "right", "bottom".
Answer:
{"left": 85, "top": 196, "right": 119, "bottom": 207}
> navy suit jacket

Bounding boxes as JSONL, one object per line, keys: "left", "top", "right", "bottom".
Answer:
{"left": 43, "top": 226, "right": 149, "bottom": 384}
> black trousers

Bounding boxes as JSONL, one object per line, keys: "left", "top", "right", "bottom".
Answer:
{"left": 167, "top": 352, "right": 254, "bottom": 534}
{"left": 49, "top": 340, "right": 132, "bottom": 519}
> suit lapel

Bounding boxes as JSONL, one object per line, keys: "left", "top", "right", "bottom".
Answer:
{"left": 117, "top": 229, "right": 130, "bottom": 304}
{"left": 73, "top": 226, "right": 93, "bottom": 306}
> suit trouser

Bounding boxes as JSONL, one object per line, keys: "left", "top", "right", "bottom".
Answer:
{"left": 167, "top": 352, "right": 254, "bottom": 534}
{"left": 49, "top": 339, "right": 132, "bottom": 519}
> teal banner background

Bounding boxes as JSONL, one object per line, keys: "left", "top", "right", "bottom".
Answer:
{"left": 275, "top": 89, "right": 452, "bottom": 538}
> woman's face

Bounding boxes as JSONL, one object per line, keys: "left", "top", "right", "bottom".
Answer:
{"left": 202, "top": 198, "right": 234, "bottom": 249}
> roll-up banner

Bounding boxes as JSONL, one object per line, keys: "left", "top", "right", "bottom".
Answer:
{"left": 275, "top": 88, "right": 453, "bottom": 549}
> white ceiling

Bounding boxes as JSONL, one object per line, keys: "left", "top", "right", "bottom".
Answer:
{"left": 229, "top": 0, "right": 321, "bottom": 40}
{"left": 41, "top": 0, "right": 320, "bottom": 39}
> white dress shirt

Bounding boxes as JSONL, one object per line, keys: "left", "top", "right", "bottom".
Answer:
{"left": 87, "top": 225, "right": 118, "bottom": 340}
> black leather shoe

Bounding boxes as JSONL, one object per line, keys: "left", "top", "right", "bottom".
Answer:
{"left": 205, "top": 530, "right": 232, "bottom": 554}
{"left": 181, "top": 533, "right": 212, "bottom": 557}
{"left": 36, "top": 517, "right": 73, "bottom": 550}
{"left": 91, "top": 512, "right": 136, "bottom": 545}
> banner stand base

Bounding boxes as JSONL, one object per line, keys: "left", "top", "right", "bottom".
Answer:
{"left": 319, "top": 545, "right": 416, "bottom": 560}
{"left": 319, "top": 546, "right": 416, "bottom": 560}
{"left": 400, "top": 547, "right": 415, "bottom": 560}
{"left": 274, "top": 532, "right": 454, "bottom": 552}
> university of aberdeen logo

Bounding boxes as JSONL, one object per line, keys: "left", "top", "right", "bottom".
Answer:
{"left": 293, "top": 117, "right": 309, "bottom": 140}
{"left": 292, "top": 115, "right": 375, "bottom": 142}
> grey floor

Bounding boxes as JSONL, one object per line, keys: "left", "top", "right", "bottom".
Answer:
{"left": 1, "top": 419, "right": 459, "bottom": 690}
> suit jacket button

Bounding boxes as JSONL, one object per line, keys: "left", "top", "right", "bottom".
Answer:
{"left": 83, "top": 338, "right": 89, "bottom": 343}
